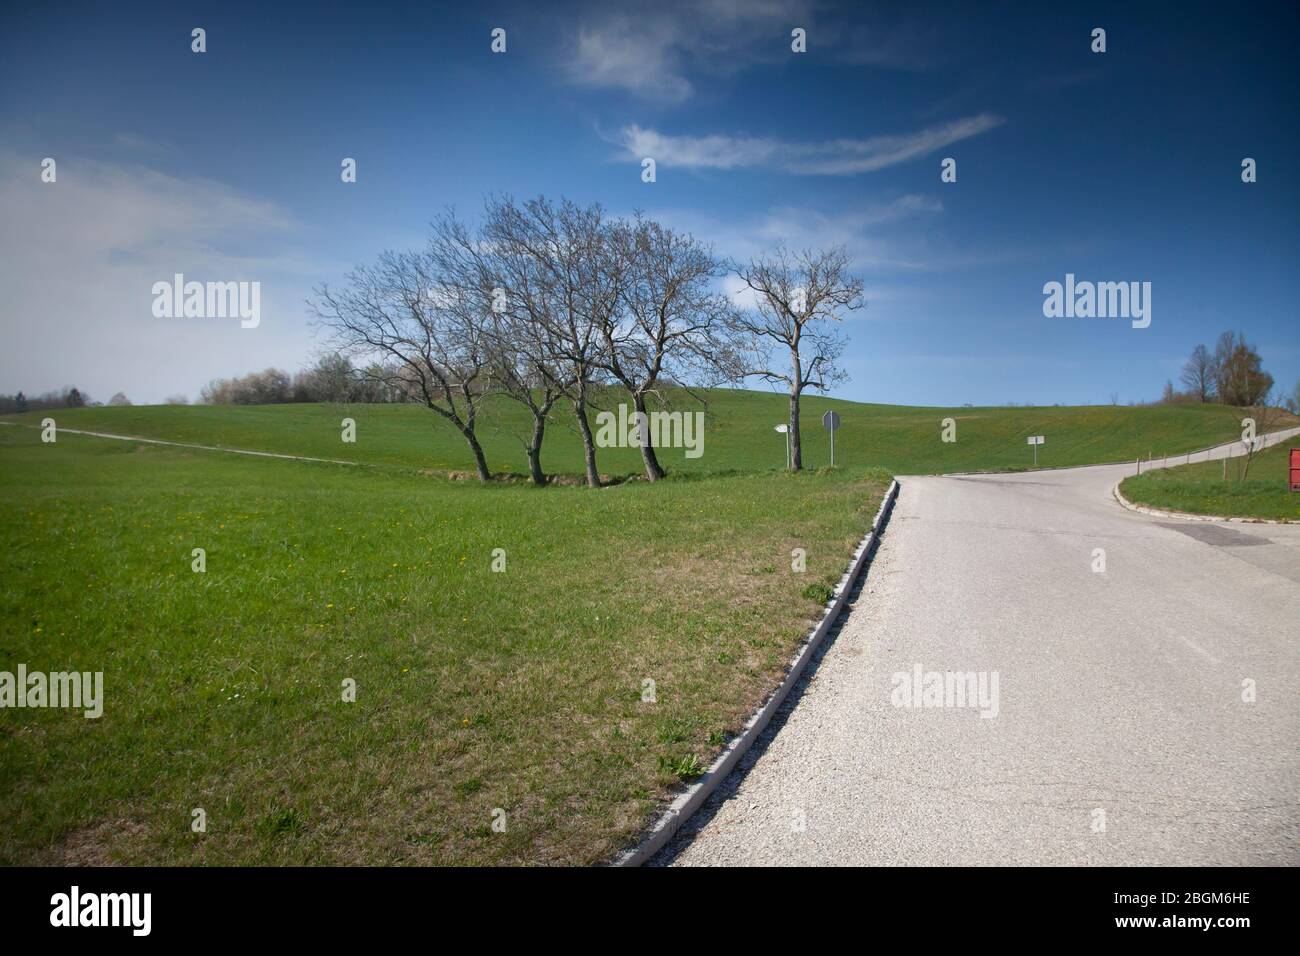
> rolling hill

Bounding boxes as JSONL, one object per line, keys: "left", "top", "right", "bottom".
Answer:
{"left": 0, "top": 388, "right": 1254, "bottom": 477}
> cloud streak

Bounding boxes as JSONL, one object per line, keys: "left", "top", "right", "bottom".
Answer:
{"left": 560, "top": 1, "right": 810, "bottom": 102}
{"left": 616, "top": 114, "right": 1004, "bottom": 175}
{"left": 557, "top": 1, "right": 941, "bottom": 102}
{"left": 0, "top": 150, "right": 318, "bottom": 403}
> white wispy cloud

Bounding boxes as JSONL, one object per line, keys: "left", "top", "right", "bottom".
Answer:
{"left": 647, "top": 194, "right": 1030, "bottom": 290}
{"left": 559, "top": 0, "right": 811, "bottom": 102}
{"left": 569, "top": 16, "right": 698, "bottom": 102}
{"left": 0, "top": 149, "right": 321, "bottom": 403}
{"left": 558, "top": 1, "right": 937, "bottom": 101}
{"left": 640, "top": 195, "right": 945, "bottom": 320}
{"left": 615, "top": 114, "right": 1004, "bottom": 175}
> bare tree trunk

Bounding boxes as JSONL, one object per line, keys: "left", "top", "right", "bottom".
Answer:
{"left": 789, "top": 390, "right": 803, "bottom": 470}
{"left": 1242, "top": 435, "right": 1262, "bottom": 480}
{"left": 573, "top": 386, "right": 601, "bottom": 487}
{"left": 460, "top": 426, "right": 491, "bottom": 482}
{"left": 633, "top": 391, "right": 666, "bottom": 481}
{"left": 526, "top": 414, "right": 547, "bottom": 486}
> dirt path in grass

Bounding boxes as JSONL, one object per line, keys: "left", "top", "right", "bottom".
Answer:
{"left": 0, "top": 421, "right": 359, "bottom": 465}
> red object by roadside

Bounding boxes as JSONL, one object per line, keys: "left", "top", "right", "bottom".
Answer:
{"left": 1290, "top": 448, "right": 1300, "bottom": 492}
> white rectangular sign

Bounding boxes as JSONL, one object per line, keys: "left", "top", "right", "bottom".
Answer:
{"left": 1026, "top": 436, "right": 1045, "bottom": 445}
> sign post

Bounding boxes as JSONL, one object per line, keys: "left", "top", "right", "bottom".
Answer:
{"left": 822, "top": 410, "right": 841, "bottom": 467}
{"left": 1027, "top": 435, "right": 1045, "bottom": 467}
{"left": 775, "top": 424, "right": 789, "bottom": 469}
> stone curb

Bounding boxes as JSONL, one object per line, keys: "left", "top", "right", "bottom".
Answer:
{"left": 612, "top": 478, "right": 901, "bottom": 866}
{"left": 1112, "top": 479, "right": 1291, "bottom": 525}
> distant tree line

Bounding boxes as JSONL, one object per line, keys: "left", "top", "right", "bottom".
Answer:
{"left": 0, "top": 386, "right": 92, "bottom": 413}
{"left": 0, "top": 387, "right": 147, "bottom": 412}
{"left": 197, "top": 355, "right": 408, "bottom": 406}
{"left": 0, "top": 353, "right": 412, "bottom": 414}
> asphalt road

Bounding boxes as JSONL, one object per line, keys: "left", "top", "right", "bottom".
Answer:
{"left": 663, "top": 430, "right": 1300, "bottom": 865}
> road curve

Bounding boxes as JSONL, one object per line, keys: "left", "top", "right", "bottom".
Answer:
{"left": 661, "top": 430, "right": 1300, "bottom": 865}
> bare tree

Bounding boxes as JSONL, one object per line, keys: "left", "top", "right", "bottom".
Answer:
{"left": 464, "top": 199, "right": 589, "bottom": 485}
{"left": 482, "top": 196, "right": 613, "bottom": 487}
{"left": 200, "top": 368, "right": 291, "bottom": 405}
{"left": 602, "top": 214, "right": 740, "bottom": 480}
{"left": 730, "top": 246, "right": 864, "bottom": 470}
{"left": 1211, "top": 331, "right": 1234, "bottom": 402}
{"left": 1214, "top": 331, "right": 1274, "bottom": 406}
{"left": 309, "top": 217, "right": 495, "bottom": 481}
{"left": 1241, "top": 388, "right": 1284, "bottom": 480}
{"left": 1179, "top": 344, "right": 1214, "bottom": 403}
{"left": 484, "top": 315, "right": 571, "bottom": 485}
{"left": 293, "top": 352, "right": 356, "bottom": 403}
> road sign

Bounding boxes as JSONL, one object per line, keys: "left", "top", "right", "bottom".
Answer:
{"left": 822, "top": 411, "right": 841, "bottom": 466}
{"left": 1290, "top": 448, "right": 1300, "bottom": 492}
{"left": 1026, "top": 435, "right": 1045, "bottom": 466}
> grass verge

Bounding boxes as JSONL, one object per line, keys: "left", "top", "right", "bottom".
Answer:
{"left": 1119, "top": 440, "right": 1300, "bottom": 522}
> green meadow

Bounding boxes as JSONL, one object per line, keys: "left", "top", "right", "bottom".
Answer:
{"left": 0, "top": 423, "right": 890, "bottom": 865}
{"left": 0, "top": 391, "right": 1261, "bottom": 864}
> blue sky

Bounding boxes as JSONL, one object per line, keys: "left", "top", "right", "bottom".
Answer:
{"left": 1, "top": 0, "right": 1297, "bottom": 406}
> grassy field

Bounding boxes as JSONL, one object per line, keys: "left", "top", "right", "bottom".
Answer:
{"left": 1120, "top": 440, "right": 1300, "bottom": 522}
{"left": 0, "top": 387, "right": 1251, "bottom": 477}
{"left": 0, "top": 394, "right": 1266, "bottom": 865}
{"left": 0, "top": 424, "right": 889, "bottom": 865}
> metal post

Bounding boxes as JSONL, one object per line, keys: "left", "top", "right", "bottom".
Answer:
{"left": 830, "top": 427, "right": 835, "bottom": 468}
